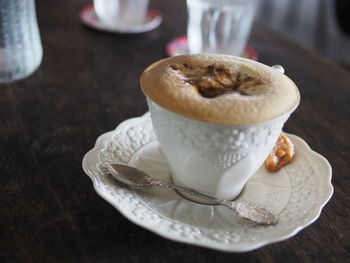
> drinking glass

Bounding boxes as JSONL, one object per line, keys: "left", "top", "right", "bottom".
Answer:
{"left": 0, "top": 0, "right": 43, "bottom": 83}
{"left": 187, "top": 0, "right": 259, "bottom": 56}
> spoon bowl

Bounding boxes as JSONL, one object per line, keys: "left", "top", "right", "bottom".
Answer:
{"left": 107, "top": 164, "right": 155, "bottom": 189}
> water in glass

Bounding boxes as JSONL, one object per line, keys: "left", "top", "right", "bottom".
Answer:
{"left": 187, "top": 0, "right": 259, "bottom": 56}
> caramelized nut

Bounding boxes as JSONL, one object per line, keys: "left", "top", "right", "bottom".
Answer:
{"left": 264, "top": 134, "right": 295, "bottom": 172}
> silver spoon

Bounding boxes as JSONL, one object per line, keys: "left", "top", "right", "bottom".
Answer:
{"left": 107, "top": 164, "right": 277, "bottom": 225}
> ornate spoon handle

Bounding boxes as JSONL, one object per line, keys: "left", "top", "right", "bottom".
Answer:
{"left": 154, "top": 180, "right": 277, "bottom": 225}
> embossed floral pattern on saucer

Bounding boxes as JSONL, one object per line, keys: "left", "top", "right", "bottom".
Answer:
{"left": 82, "top": 112, "right": 333, "bottom": 252}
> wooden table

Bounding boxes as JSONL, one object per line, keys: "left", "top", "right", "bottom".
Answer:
{"left": 1, "top": 0, "right": 349, "bottom": 262}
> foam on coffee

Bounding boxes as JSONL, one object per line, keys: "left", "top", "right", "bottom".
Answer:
{"left": 141, "top": 54, "right": 300, "bottom": 125}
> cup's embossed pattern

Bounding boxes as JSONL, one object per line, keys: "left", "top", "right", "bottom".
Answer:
{"left": 148, "top": 100, "right": 285, "bottom": 154}
{"left": 147, "top": 99, "right": 288, "bottom": 198}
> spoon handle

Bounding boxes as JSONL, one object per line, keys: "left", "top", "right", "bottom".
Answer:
{"left": 220, "top": 199, "right": 278, "bottom": 225}
{"left": 155, "top": 180, "right": 277, "bottom": 225}
{"left": 155, "top": 180, "right": 220, "bottom": 203}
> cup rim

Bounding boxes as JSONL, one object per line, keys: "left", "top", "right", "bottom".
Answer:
{"left": 146, "top": 95, "right": 299, "bottom": 128}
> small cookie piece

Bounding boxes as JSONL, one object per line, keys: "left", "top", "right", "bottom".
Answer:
{"left": 265, "top": 134, "right": 295, "bottom": 172}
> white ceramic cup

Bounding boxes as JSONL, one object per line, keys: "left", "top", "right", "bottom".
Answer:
{"left": 186, "top": 0, "right": 259, "bottom": 56}
{"left": 146, "top": 65, "right": 295, "bottom": 201}
{"left": 93, "top": 0, "right": 149, "bottom": 27}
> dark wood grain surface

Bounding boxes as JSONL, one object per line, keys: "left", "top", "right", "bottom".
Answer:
{"left": 1, "top": 0, "right": 349, "bottom": 262}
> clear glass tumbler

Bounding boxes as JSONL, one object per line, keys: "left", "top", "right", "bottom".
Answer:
{"left": 187, "top": 0, "right": 259, "bottom": 56}
{"left": 0, "top": 0, "right": 43, "bottom": 83}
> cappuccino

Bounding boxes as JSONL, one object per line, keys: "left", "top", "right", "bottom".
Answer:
{"left": 141, "top": 54, "right": 300, "bottom": 125}
{"left": 140, "top": 54, "right": 300, "bottom": 200}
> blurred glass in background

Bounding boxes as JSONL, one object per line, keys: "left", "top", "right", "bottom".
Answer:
{"left": 0, "top": 0, "right": 43, "bottom": 83}
{"left": 186, "top": 0, "right": 260, "bottom": 56}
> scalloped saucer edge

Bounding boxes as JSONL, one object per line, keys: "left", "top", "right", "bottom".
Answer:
{"left": 82, "top": 112, "right": 333, "bottom": 252}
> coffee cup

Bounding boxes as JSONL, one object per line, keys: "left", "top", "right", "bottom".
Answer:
{"left": 140, "top": 54, "right": 300, "bottom": 201}
{"left": 93, "top": 0, "right": 149, "bottom": 27}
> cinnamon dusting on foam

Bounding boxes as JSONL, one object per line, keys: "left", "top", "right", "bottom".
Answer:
{"left": 170, "top": 63, "right": 264, "bottom": 98}
{"left": 140, "top": 54, "right": 300, "bottom": 125}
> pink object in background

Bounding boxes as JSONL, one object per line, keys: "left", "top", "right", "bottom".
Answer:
{"left": 166, "top": 35, "right": 258, "bottom": 60}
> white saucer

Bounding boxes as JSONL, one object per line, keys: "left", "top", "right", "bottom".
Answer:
{"left": 80, "top": 5, "right": 162, "bottom": 34}
{"left": 82, "top": 113, "right": 333, "bottom": 252}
